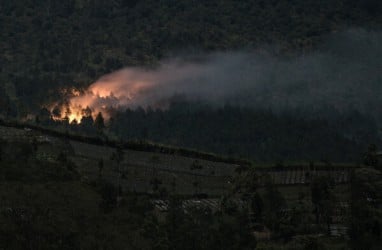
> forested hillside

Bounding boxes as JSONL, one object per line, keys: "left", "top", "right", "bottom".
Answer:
{"left": 1, "top": 0, "right": 382, "bottom": 111}
{"left": 108, "top": 103, "right": 378, "bottom": 162}
{"left": 1, "top": 0, "right": 382, "bottom": 162}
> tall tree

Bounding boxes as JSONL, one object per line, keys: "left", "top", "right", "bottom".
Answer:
{"left": 310, "top": 176, "right": 335, "bottom": 232}
{"left": 349, "top": 168, "right": 382, "bottom": 249}
{"left": 364, "top": 144, "right": 378, "bottom": 167}
{"left": 263, "top": 177, "right": 287, "bottom": 233}
{"left": 94, "top": 112, "right": 105, "bottom": 131}
{"left": 111, "top": 146, "right": 125, "bottom": 196}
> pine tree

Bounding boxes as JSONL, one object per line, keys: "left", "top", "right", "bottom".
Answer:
{"left": 94, "top": 112, "right": 105, "bottom": 131}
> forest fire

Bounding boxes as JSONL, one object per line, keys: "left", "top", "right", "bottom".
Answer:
{"left": 49, "top": 63, "right": 204, "bottom": 123}
{"left": 50, "top": 69, "right": 156, "bottom": 123}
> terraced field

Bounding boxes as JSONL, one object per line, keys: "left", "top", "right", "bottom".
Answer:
{"left": 0, "top": 124, "right": 360, "bottom": 240}
{"left": 69, "top": 140, "right": 238, "bottom": 195}
{"left": 0, "top": 125, "right": 356, "bottom": 197}
{"left": 263, "top": 166, "right": 351, "bottom": 185}
{"left": 0, "top": 125, "right": 239, "bottom": 195}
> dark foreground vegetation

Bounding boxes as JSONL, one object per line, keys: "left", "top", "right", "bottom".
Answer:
{"left": 0, "top": 132, "right": 381, "bottom": 249}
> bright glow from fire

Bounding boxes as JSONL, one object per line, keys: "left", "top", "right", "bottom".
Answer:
{"left": 47, "top": 45, "right": 382, "bottom": 125}
{"left": 49, "top": 56, "right": 244, "bottom": 124}
{"left": 50, "top": 68, "right": 157, "bottom": 123}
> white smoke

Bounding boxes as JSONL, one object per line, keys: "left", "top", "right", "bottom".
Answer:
{"left": 68, "top": 29, "right": 382, "bottom": 122}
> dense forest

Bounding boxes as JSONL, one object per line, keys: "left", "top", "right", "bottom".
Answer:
{"left": 35, "top": 101, "right": 378, "bottom": 163}
{"left": 110, "top": 102, "right": 382, "bottom": 162}
{"left": 1, "top": 0, "right": 382, "bottom": 111}
{"left": 1, "top": 0, "right": 382, "bottom": 162}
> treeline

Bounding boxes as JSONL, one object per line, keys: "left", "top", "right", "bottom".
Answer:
{"left": 27, "top": 101, "right": 380, "bottom": 163}
{"left": 106, "top": 102, "right": 379, "bottom": 162}
{"left": 0, "top": 118, "right": 250, "bottom": 166}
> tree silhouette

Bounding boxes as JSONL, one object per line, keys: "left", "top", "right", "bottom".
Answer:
{"left": 364, "top": 144, "right": 378, "bottom": 167}
{"left": 94, "top": 112, "right": 105, "bottom": 131}
{"left": 190, "top": 160, "right": 203, "bottom": 195}
{"left": 98, "top": 158, "right": 104, "bottom": 178}
{"left": 110, "top": 146, "right": 125, "bottom": 196}
{"left": 310, "top": 176, "right": 334, "bottom": 231}
{"left": 0, "top": 139, "right": 3, "bottom": 161}
{"left": 149, "top": 155, "right": 162, "bottom": 194}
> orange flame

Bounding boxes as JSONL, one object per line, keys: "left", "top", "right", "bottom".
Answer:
{"left": 51, "top": 69, "right": 153, "bottom": 123}
{"left": 50, "top": 62, "right": 204, "bottom": 123}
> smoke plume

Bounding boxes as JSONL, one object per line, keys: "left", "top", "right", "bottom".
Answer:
{"left": 58, "top": 29, "right": 382, "bottom": 123}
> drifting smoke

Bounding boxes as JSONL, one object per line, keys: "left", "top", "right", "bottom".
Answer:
{"left": 54, "top": 29, "right": 382, "bottom": 123}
